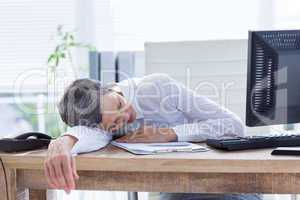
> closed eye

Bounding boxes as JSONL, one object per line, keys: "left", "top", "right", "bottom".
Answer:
{"left": 109, "top": 125, "right": 116, "bottom": 132}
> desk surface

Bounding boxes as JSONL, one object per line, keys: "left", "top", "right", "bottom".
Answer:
{"left": 1, "top": 144, "right": 300, "bottom": 173}
{"left": 2, "top": 144, "right": 300, "bottom": 197}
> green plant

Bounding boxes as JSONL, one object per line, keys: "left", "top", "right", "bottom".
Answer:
{"left": 46, "top": 25, "right": 97, "bottom": 136}
{"left": 47, "top": 25, "right": 96, "bottom": 76}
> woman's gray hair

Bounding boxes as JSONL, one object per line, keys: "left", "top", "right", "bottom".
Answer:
{"left": 58, "top": 78, "right": 116, "bottom": 127}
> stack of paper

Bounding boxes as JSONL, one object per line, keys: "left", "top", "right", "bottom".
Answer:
{"left": 111, "top": 141, "right": 209, "bottom": 155}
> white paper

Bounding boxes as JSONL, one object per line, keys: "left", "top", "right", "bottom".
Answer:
{"left": 111, "top": 141, "right": 209, "bottom": 155}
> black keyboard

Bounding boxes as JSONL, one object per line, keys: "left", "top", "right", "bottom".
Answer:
{"left": 206, "top": 134, "right": 300, "bottom": 151}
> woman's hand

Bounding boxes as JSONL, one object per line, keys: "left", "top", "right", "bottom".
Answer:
{"left": 115, "top": 126, "right": 178, "bottom": 143}
{"left": 44, "top": 135, "right": 79, "bottom": 193}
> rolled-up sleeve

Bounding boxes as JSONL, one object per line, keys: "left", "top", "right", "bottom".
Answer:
{"left": 173, "top": 117, "right": 245, "bottom": 142}
{"left": 63, "top": 126, "right": 112, "bottom": 154}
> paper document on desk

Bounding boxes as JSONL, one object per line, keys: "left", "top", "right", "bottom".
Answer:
{"left": 111, "top": 141, "right": 209, "bottom": 155}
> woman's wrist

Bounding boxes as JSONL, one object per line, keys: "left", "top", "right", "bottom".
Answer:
{"left": 59, "top": 135, "right": 78, "bottom": 150}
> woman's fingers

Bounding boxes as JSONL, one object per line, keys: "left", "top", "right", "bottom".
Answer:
{"left": 115, "top": 133, "right": 146, "bottom": 143}
{"left": 61, "top": 156, "right": 75, "bottom": 191}
{"left": 71, "top": 156, "right": 79, "bottom": 180}
{"left": 48, "top": 160, "right": 61, "bottom": 188}
{"left": 115, "top": 134, "right": 134, "bottom": 143}
{"left": 44, "top": 161, "right": 56, "bottom": 189}
{"left": 53, "top": 158, "right": 68, "bottom": 192}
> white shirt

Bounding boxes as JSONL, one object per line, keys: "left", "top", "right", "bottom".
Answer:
{"left": 64, "top": 74, "right": 245, "bottom": 154}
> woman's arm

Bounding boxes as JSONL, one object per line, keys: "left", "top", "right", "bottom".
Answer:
{"left": 44, "top": 126, "right": 112, "bottom": 193}
{"left": 161, "top": 74, "right": 245, "bottom": 141}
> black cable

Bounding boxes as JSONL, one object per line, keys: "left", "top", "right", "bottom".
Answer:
{"left": 0, "top": 158, "right": 9, "bottom": 200}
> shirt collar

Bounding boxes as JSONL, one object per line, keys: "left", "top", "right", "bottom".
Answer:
{"left": 117, "top": 78, "right": 143, "bottom": 119}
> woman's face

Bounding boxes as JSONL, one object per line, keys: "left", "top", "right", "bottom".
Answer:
{"left": 99, "top": 91, "right": 136, "bottom": 132}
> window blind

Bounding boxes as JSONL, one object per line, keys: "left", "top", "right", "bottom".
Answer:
{"left": 0, "top": 0, "right": 75, "bottom": 93}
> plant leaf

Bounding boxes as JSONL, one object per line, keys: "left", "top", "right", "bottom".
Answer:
{"left": 47, "top": 54, "right": 55, "bottom": 63}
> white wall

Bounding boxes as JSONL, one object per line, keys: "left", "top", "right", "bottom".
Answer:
{"left": 145, "top": 40, "right": 270, "bottom": 135}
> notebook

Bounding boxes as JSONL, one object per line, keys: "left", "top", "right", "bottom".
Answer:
{"left": 111, "top": 141, "right": 209, "bottom": 155}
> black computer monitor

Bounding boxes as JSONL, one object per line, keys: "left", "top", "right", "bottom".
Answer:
{"left": 246, "top": 30, "right": 300, "bottom": 127}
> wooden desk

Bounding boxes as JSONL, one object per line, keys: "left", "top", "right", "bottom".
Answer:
{"left": 1, "top": 145, "right": 300, "bottom": 200}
